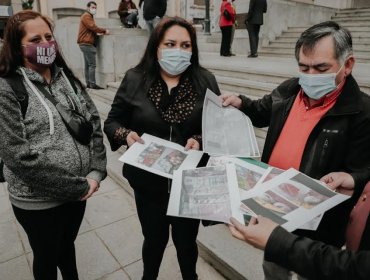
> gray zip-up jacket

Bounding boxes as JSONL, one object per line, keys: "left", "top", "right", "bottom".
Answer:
{"left": 0, "top": 66, "right": 107, "bottom": 210}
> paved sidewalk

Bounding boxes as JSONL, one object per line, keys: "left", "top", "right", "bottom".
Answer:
{"left": 0, "top": 178, "right": 226, "bottom": 280}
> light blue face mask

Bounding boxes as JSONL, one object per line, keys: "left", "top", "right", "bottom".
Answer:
{"left": 158, "top": 48, "right": 192, "bottom": 76}
{"left": 298, "top": 64, "right": 344, "bottom": 100}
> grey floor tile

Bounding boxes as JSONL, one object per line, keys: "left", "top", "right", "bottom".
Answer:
{"left": 98, "top": 269, "right": 130, "bottom": 280}
{"left": 0, "top": 195, "right": 13, "bottom": 224}
{"left": 96, "top": 215, "right": 143, "bottom": 266}
{"left": 97, "top": 177, "right": 121, "bottom": 195}
{"left": 84, "top": 189, "right": 136, "bottom": 229}
{"left": 124, "top": 245, "right": 183, "bottom": 280}
{"left": 75, "top": 231, "right": 121, "bottom": 280}
{"left": 0, "top": 255, "right": 33, "bottom": 280}
{"left": 0, "top": 220, "right": 24, "bottom": 263}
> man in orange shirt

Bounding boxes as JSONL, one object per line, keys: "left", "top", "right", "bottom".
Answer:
{"left": 222, "top": 21, "right": 370, "bottom": 280}
{"left": 77, "top": 1, "right": 109, "bottom": 89}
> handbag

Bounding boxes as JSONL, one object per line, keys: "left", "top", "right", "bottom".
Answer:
{"left": 35, "top": 84, "right": 93, "bottom": 145}
{"left": 346, "top": 181, "right": 370, "bottom": 251}
{"left": 223, "top": 8, "right": 232, "bottom": 21}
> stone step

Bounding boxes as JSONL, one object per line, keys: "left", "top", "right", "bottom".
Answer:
{"left": 337, "top": 7, "right": 370, "bottom": 14}
{"left": 280, "top": 30, "right": 370, "bottom": 38}
{"left": 334, "top": 12, "right": 370, "bottom": 18}
{"left": 258, "top": 49, "right": 370, "bottom": 63}
{"left": 204, "top": 63, "right": 291, "bottom": 84}
{"left": 338, "top": 21, "right": 370, "bottom": 27}
{"left": 89, "top": 93, "right": 265, "bottom": 280}
{"left": 215, "top": 75, "right": 276, "bottom": 98}
{"left": 105, "top": 27, "right": 148, "bottom": 36}
{"left": 288, "top": 25, "right": 370, "bottom": 33}
{"left": 107, "top": 81, "right": 121, "bottom": 92}
{"left": 268, "top": 41, "right": 370, "bottom": 51}
{"left": 275, "top": 36, "right": 370, "bottom": 44}
{"left": 333, "top": 16, "right": 370, "bottom": 22}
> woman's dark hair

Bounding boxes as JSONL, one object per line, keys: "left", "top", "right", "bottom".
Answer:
{"left": 136, "top": 16, "right": 203, "bottom": 86}
{"left": 0, "top": 10, "right": 83, "bottom": 87}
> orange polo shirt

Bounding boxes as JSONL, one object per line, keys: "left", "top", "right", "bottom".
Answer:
{"left": 268, "top": 82, "right": 345, "bottom": 170}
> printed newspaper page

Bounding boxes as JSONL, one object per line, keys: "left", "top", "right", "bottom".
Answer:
{"left": 241, "top": 168, "right": 349, "bottom": 232}
{"left": 207, "top": 156, "right": 267, "bottom": 199}
{"left": 202, "top": 89, "right": 260, "bottom": 157}
{"left": 167, "top": 164, "right": 244, "bottom": 224}
{"left": 118, "top": 133, "right": 204, "bottom": 179}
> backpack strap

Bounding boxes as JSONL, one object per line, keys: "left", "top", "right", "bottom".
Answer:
{"left": 4, "top": 75, "right": 29, "bottom": 118}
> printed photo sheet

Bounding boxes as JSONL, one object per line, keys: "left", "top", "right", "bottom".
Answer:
{"left": 167, "top": 164, "right": 244, "bottom": 224}
{"left": 202, "top": 89, "right": 260, "bottom": 157}
{"left": 241, "top": 168, "right": 349, "bottom": 232}
{"left": 118, "top": 133, "right": 204, "bottom": 179}
{"left": 258, "top": 167, "right": 323, "bottom": 230}
{"left": 207, "top": 156, "right": 267, "bottom": 199}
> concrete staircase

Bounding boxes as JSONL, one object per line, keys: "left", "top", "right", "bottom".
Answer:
{"left": 198, "top": 8, "right": 370, "bottom": 62}
{"left": 259, "top": 8, "right": 370, "bottom": 62}
{"left": 89, "top": 87, "right": 265, "bottom": 280}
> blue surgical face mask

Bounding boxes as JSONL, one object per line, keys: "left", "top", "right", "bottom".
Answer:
{"left": 298, "top": 64, "right": 344, "bottom": 100}
{"left": 158, "top": 48, "right": 192, "bottom": 76}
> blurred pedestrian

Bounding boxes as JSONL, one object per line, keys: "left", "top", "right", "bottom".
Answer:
{"left": 246, "top": 0, "right": 267, "bottom": 57}
{"left": 77, "top": 1, "right": 110, "bottom": 89}
{"left": 230, "top": 0, "right": 237, "bottom": 56}
{"left": 118, "top": 0, "right": 139, "bottom": 28}
{"left": 219, "top": 0, "right": 236, "bottom": 57}
{"left": 139, "top": 0, "right": 167, "bottom": 34}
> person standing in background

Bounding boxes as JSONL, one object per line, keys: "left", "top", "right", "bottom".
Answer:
{"left": 230, "top": 0, "right": 237, "bottom": 56}
{"left": 246, "top": 0, "right": 267, "bottom": 58}
{"left": 139, "top": 0, "right": 167, "bottom": 34}
{"left": 77, "top": 1, "right": 110, "bottom": 89}
{"left": 219, "top": 0, "right": 236, "bottom": 57}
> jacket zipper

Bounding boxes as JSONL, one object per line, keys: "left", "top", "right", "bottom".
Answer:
{"left": 168, "top": 125, "right": 173, "bottom": 193}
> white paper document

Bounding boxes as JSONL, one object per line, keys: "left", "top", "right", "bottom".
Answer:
{"left": 207, "top": 156, "right": 267, "bottom": 199}
{"left": 167, "top": 164, "right": 244, "bottom": 224}
{"left": 202, "top": 89, "right": 260, "bottom": 157}
{"left": 241, "top": 168, "right": 350, "bottom": 232}
{"left": 118, "top": 133, "right": 204, "bottom": 179}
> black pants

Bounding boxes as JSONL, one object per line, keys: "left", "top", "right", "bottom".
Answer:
{"left": 220, "top": 26, "right": 233, "bottom": 56}
{"left": 134, "top": 190, "right": 200, "bottom": 280}
{"left": 247, "top": 24, "right": 261, "bottom": 55}
{"left": 13, "top": 201, "right": 86, "bottom": 280}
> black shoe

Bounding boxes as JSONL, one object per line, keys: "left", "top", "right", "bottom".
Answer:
{"left": 230, "top": 53, "right": 236, "bottom": 56}
{"left": 248, "top": 53, "right": 258, "bottom": 58}
{"left": 90, "top": 84, "right": 104, "bottom": 90}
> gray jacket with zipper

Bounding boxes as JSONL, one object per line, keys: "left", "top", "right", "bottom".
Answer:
{"left": 0, "top": 66, "right": 107, "bottom": 210}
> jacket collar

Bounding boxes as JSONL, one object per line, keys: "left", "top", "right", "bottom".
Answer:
{"left": 16, "top": 64, "right": 62, "bottom": 84}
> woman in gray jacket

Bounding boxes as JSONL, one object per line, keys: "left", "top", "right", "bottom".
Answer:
{"left": 0, "top": 11, "right": 106, "bottom": 280}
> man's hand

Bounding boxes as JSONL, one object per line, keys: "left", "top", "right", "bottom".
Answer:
{"left": 184, "top": 138, "right": 200, "bottom": 151}
{"left": 126, "top": 131, "right": 144, "bottom": 147}
{"left": 229, "top": 216, "right": 278, "bottom": 250}
{"left": 105, "top": 29, "right": 110, "bottom": 35}
{"left": 320, "top": 172, "right": 355, "bottom": 196}
{"left": 221, "top": 94, "right": 242, "bottom": 109}
{"left": 81, "top": 178, "right": 100, "bottom": 201}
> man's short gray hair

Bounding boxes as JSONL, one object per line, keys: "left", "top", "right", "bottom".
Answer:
{"left": 295, "top": 21, "right": 353, "bottom": 63}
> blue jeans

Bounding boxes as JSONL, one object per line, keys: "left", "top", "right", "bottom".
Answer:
{"left": 145, "top": 16, "right": 161, "bottom": 34}
{"left": 79, "top": 44, "right": 97, "bottom": 86}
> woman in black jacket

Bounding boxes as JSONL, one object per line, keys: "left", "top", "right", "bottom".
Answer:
{"left": 104, "top": 17, "right": 221, "bottom": 280}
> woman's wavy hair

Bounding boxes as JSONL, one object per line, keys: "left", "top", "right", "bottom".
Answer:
{"left": 135, "top": 16, "right": 203, "bottom": 85}
{"left": 0, "top": 10, "right": 81, "bottom": 86}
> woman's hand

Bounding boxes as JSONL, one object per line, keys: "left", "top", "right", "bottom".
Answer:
{"left": 221, "top": 94, "right": 242, "bottom": 109}
{"left": 320, "top": 172, "right": 355, "bottom": 196}
{"left": 126, "top": 131, "right": 144, "bottom": 147}
{"left": 81, "top": 178, "right": 100, "bottom": 201}
{"left": 229, "top": 216, "right": 278, "bottom": 250}
{"left": 184, "top": 138, "right": 200, "bottom": 151}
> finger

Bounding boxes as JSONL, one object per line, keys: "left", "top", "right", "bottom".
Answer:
{"left": 228, "top": 225, "right": 246, "bottom": 241}
{"left": 184, "top": 139, "right": 193, "bottom": 151}
{"left": 230, "top": 217, "right": 245, "bottom": 231}
{"left": 250, "top": 217, "right": 258, "bottom": 225}
{"left": 320, "top": 174, "right": 334, "bottom": 184}
{"left": 222, "top": 97, "right": 232, "bottom": 107}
